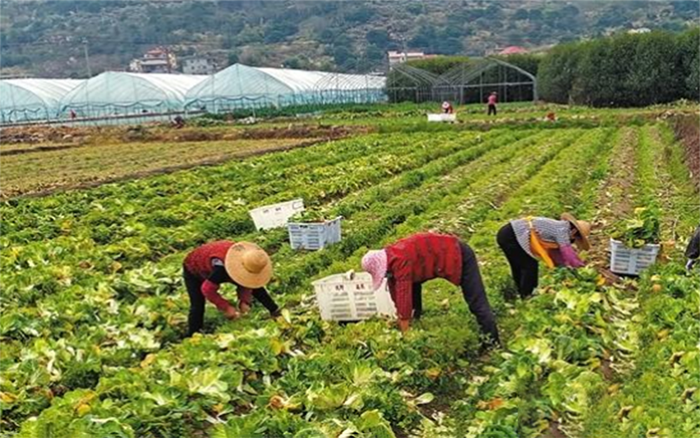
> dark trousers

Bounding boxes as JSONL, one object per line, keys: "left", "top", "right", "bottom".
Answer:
{"left": 183, "top": 267, "right": 279, "bottom": 336}
{"left": 487, "top": 104, "right": 497, "bottom": 116}
{"left": 497, "top": 223, "right": 539, "bottom": 299}
{"left": 411, "top": 243, "right": 499, "bottom": 344}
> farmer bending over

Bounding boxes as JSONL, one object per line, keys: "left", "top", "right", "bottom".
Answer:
{"left": 362, "top": 232, "right": 500, "bottom": 347}
{"left": 497, "top": 213, "right": 591, "bottom": 299}
{"left": 183, "top": 241, "right": 280, "bottom": 336}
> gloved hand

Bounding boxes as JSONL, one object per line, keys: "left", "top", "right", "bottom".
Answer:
{"left": 223, "top": 306, "right": 240, "bottom": 320}
{"left": 550, "top": 248, "right": 564, "bottom": 266}
{"left": 687, "top": 259, "right": 697, "bottom": 272}
{"left": 560, "top": 245, "right": 585, "bottom": 268}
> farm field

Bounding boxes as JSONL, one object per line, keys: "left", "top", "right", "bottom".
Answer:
{"left": 0, "top": 105, "right": 698, "bottom": 438}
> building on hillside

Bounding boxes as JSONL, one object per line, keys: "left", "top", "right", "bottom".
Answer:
{"left": 387, "top": 51, "right": 436, "bottom": 67}
{"left": 497, "top": 46, "right": 529, "bottom": 55}
{"left": 182, "top": 57, "right": 218, "bottom": 75}
{"left": 628, "top": 28, "right": 651, "bottom": 34}
{"left": 129, "top": 47, "right": 178, "bottom": 73}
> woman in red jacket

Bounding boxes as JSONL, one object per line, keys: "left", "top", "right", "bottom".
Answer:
{"left": 182, "top": 241, "right": 280, "bottom": 336}
{"left": 362, "top": 232, "right": 500, "bottom": 346}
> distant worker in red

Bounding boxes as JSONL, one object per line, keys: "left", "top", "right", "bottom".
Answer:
{"left": 496, "top": 213, "right": 591, "bottom": 300}
{"left": 487, "top": 92, "right": 498, "bottom": 116}
{"left": 69, "top": 109, "right": 77, "bottom": 120}
{"left": 362, "top": 232, "right": 500, "bottom": 347}
{"left": 441, "top": 101, "right": 454, "bottom": 114}
{"left": 182, "top": 241, "right": 280, "bottom": 336}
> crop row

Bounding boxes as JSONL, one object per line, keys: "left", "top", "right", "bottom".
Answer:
{"left": 1, "top": 128, "right": 549, "bottom": 430}
{"left": 579, "top": 125, "right": 700, "bottom": 438}
{"left": 2, "top": 130, "right": 501, "bottom": 309}
{"left": 5, "top": 128, "right": 600, "bottom": 436}
{"left": 0, "top": 138, "right": 319, "bottom": 199}
{"left": 2, "top": 127, "right": 579, "bottom": 434}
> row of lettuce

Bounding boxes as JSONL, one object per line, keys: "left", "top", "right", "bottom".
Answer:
{"left": 4, "top": 125, "right": 582, "bottom": 434}
{"left": 9, "top": 120, "right": 595, "bottom": 436}
{"left": 2, "top": 127, "right": 547, "bottom": 430}
{"left": 3, "top": 123, "right": 697, "bottom": 438}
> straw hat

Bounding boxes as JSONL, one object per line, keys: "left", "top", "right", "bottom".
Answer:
{"left": 561, "top": 213, "right": 591, "bottom": 251}
{"left": 224, "top": 242, "right": 273, "bottom": 289}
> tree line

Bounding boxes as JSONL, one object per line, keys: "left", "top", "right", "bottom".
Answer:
{"left": 537, "top": 28, "right": 699, "bottom": 107}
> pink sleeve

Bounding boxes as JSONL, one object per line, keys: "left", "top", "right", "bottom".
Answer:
{"left": 201, "top": 280, "right": 234, "bottom": 312}
{"left": 550, "top": 248, "right": 564, "bottom": 266}
{"left": 237, "top": 287, "right": 253, "bottom": 307}
{"left": 560, "top": 245, "right": 585, "bottom": 268}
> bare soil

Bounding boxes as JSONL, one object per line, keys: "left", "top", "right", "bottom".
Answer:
{"left": 670, "top": 115, "right": 700, "bottom": 191}
{"left": 0, "top": 123, "right": 366, "bottom": 147}
{"left": 587, "top": 128, "right": 639, "bottom": 274}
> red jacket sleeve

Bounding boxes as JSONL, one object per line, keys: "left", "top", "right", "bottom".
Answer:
{"left": 201, "top": 280, "right": 234, "bottom": 312}
{"left": 237, "top": 287, "right": 253, "bottom": 308}
{"left": 391, "top": 279, "right": 413, "bottom": 320}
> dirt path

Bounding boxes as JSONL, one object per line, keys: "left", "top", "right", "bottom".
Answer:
{"left": 587, "top": 128, "right": 639, "bottom": 278}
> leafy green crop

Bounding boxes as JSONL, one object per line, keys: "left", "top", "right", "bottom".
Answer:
{"left": 611, "top": 207, "right": 661, "bottom": 247}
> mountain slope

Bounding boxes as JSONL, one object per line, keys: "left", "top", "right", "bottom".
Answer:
{"left": 1, "top": 0, "right": 697, "bottom": 77}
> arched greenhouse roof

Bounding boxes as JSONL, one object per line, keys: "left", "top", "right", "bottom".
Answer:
{"left": 59, "top": 72, "right": 206, "bottom": 111}
{"left": 184, "top": 64, "right": 295, "bottom": 104}
{"left": 185, "top": 63, "right": 386, "bottom": 108}
{"left": 257, "top": 67, "right": 328, "bottom": 93}
{"left": 0, "top": 79, "right": 81, "bottom": 113}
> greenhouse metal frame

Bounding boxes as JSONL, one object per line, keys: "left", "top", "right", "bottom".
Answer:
{"left": 387, "top": 58, "right": 537, "bottom": 104}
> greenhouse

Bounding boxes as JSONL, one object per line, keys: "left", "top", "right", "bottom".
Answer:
{"left": 58, "top": 72, "right": 206, "bottom": 119}
{"left": 0, "top": 79, "right": 81, "bottom": 123}
{"left": 0, "top": 65, "right": 386, "bottom": 126}
{"left": 184, "top": 63, "right": 386, "bottom": 112}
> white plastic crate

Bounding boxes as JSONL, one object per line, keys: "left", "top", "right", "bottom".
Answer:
{"left": 427, "top": 113, "right": 457, "bottom": 122}
{"left": 249, "top": 199, "right": 304, "bottom": 231}
{"left": 312, "top": 271, "right": 396, "bottom": 321}
{"left": 609, "top": 239, "right": 660, "bottom": 276}
{"left": 288, "top": 216, "right": 342, "bottom": 250}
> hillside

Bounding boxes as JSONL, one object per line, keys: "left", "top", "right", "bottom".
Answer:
{"left": 1, "top": 0, "right": 698, "bottom": 77}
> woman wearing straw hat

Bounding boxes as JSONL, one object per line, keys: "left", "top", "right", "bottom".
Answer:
{"left": 496, "top": 213, "right": 591, "bottom": 300}
{"left": 361, "top": 232, "right": 500, "bottom": 347}
{"left": 182, "top": 241, "right": 280, "bottom": 336}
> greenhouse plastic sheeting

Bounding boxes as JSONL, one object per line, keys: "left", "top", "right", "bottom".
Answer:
{"left": 185, "top": 63, "right": 386, "bottom": 112}
{"left": 58, "top": 72, "right": 206, "bottom": 118}
{"left": 0, "top": 79, "right": 81, "bottom": 123}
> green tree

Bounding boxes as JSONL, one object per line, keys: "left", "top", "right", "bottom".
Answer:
{"left": 626, "top": 31, "right": 681, "bottom": 105}
{"left": 537, "top": 42, "right": 581, "bottom": 104}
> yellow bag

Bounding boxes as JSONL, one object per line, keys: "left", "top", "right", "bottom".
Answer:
{"left": 527, "top": 217, "right": 558, "bottom": 269}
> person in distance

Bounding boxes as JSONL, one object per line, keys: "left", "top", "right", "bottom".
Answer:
{"left": 441, "top": 101, "right": 454, "bottom": 114}
{"left": 497, "top": 213, "right": 591, "bottom": 300}
{"left": 361, "top": 232, "right": 500, "bottom": 348}
{"left": 182, "top": 241, "right": 280, "bottom": 336}
{"left": 487, "top": 91, "right": 498, "bottom": 116}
